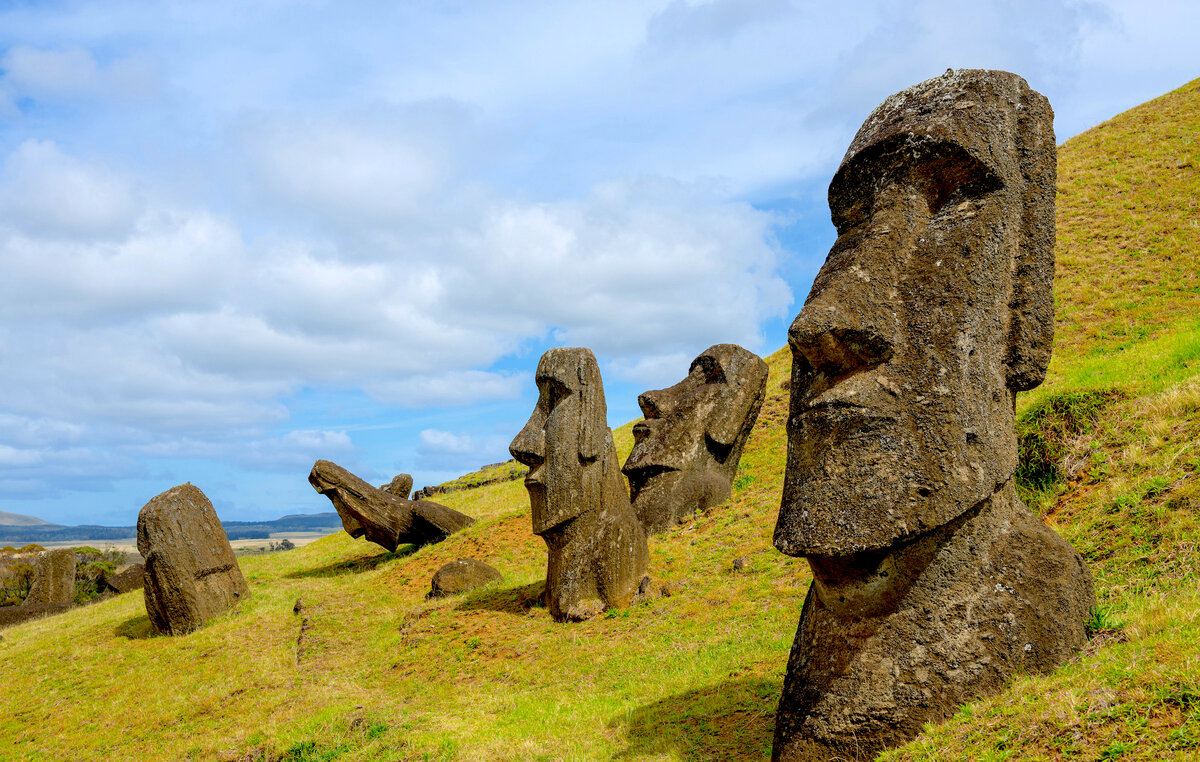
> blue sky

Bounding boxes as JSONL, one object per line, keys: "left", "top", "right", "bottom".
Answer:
{"left": 0, "top": 0, "right": 1196, "bottom": 525}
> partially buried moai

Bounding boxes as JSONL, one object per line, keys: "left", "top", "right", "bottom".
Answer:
{"left": 771, "top": 69, "right": 1095, "bottom": 761}
{"left": 510, "top": 347, "right": 648, "bottom": 621}
{"left": 623, "top": 344, "right": 768, "bottom": 534}
{"left": 138, "top": 483, "right": 249, "bottom": 636}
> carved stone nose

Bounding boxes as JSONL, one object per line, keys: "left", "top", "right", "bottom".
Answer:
{"left": 789, "top": 302, "right": 895, "bottom": 380}
{"left": 638, "top": 390, "right": 668, "bottom": 419}
{"left": 508, "top": 423, "right": 545, "bottom": 467}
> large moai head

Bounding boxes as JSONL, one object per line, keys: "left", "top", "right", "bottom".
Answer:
{"left": 509, "top": 347, "right": 614, "bottom": 535}
{"left": 623, "top": 343, "right": 768, "bottom": 534}
{"left": 774, "top": 69, "right": 1057, "bottom": 557}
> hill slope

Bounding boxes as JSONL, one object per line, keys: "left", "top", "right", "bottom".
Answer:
{"left": 0, "top": 510, "right": 52, "bottom": 527}
{"left": 0, "top": 78, "right": 1198, "bottom": 761}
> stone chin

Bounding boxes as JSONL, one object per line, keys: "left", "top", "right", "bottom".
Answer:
{"left": 775, "top": 405, "right": 1012, "bottom": 556}
{"left": 629, "top": 467, "right": 730, "bottom": 534}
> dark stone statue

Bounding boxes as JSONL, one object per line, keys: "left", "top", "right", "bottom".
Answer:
{"left": 309, "top": 460, "right": 474, "bottom": 552}
{"left": 23, "top": 548, "right": 75, "bottom": 606}
{"left": 381, "top": 473, "right": 414, "bottom": 499}
{"left": 428, "top": 558, "right": 502, "bottom": 598}
{"left": 138, "top": 483, "right": 249, "bottom": 636}
{"left": 623, "top": 343, "right": 768, "bottom": 534}
{"left": 510, "top": 347, "right": 648, "bottom": 621}
{"left": 771, "top": 69, "right": 1095, "bottom": 761}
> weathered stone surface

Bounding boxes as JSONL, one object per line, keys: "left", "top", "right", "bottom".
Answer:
{"left": 772, "top": 69, "right": 1094, "bottom": 761}
{"left": 623, "top": 344, "right": 767, "bottom": 534}
{"left": 23, "top": 548, "right": 75, "bottom": 606}
{"left": 0, "top": 601, "right": 72, "bottom": 629}
{"left": 309, "top": 460, "right": 475, "bottom": 551}
{"left": 381, "top": 473, "right": 413, "bottom": 499}
{"left": 103, "top": 563, "right": 146, "bottom": 595}
{"left": 510, "top": 347, "right": 649, "bottom": 621}
{"left": 137, "top": 483, "right": 249, "bottom": 636}
{"left": 428, "top": 559, "right": 502, "bottom": 598}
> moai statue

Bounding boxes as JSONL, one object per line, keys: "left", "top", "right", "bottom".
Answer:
{"left": 23, "top": 548, "right": 76, "bottom": 606}
{"left": 510, "top": 347, "right": 649, "bottom": 621}
{"left": 622, "top": 344, "right": 768, "bottom": 534}
{"left": 138, "top": 483, "right": 249, "bottom": 636}
{"left": 309, "top": 460, "right": 474, "bottom": 551}
{"left": 771, "top": 69, "right": 1095, "bottom": 761}
{"left": 381, "top": 473, "right": 414, "bottom": 499}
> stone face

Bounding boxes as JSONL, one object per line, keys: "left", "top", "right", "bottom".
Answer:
{"left": 23, "top": 548, "right": 75, "bottom": 606}
{"left": 103, "top": 563, "right": 146, "bottom": 595}
{"left": 309, "top": 460, "right": 474, "bottom": 551}
{"left": 623, "top": 344, "right": 768, "bottom": 534}
{"left": 772, "top": 69, "right": 1094, "bottom": 761}
{"left": 428, "top": 558, "right": 502, "bottom": 598}
{"left": 381, "top": 473, "right": 413, "bottom": 499}
{"left": 509, "top": 347, "right": 649, "bottom": 621}
{"left": 137, "top": 483, "right": 249, "bottom": 636}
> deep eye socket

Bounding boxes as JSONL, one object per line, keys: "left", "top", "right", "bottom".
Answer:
{"left": 830, "top": 138, "right": 1003, "bottom": 231}
{"left": 538, "top": 378, "right": 572, "bottom": 412}
{"left": 689, "top": 355, "right": 727, "bottom": 385}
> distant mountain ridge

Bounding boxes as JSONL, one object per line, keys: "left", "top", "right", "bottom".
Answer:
{"left": 0, "top": 510, "right": 54, "bottom": 526}
{"left": 0, "top": 512, "right": 343, "bottom": 543}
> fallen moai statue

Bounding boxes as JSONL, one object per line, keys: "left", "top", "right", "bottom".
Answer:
{"left": 23, "top": 548, "right": 75, "bottom": 606}
{"left": 138, "top": 483, "right": 249, "bottom": 636}
{"left": 623, "top": 343, "right": 768, "bottom": 534}
{"left": 103, "top": 563, "right": 146, "bottom": 596}
{"left": 308, "top": 460, "right": 475, "bottom": 552}
{"left": 428, "top": 558, "right": 502, "bottom": 598}
{"left": 0, "top": 601, "right": 73, "bottom": 630}
{"left": 510, "top": 347, "right": 648, "bottom": 621}
{"left": 381, "top": 473, "right": 413, "bottom": 499}
{"left": 771, "top": 69, "right": 1095, "bottom": 761}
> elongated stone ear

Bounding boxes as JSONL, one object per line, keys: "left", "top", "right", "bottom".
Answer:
{"left": 1006, "top": 84, "right": 1057, "bottom": 392}
{"left": 576, "top": 350, "right": 608, "bottom": 462}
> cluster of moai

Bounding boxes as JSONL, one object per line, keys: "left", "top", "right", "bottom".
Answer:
{"left": 497, "top": 67, "right": 1092, "bottom": 760}
{"left": 20, "top": 66, "right": 1094, "bottom": 760}
{"left": 301, "top": 68, "right": 1095, "bottom": 759}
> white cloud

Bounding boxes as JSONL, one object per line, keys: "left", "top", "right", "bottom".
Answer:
{"left": 417, "top": 428, "right": 511, "bottom": 471}
{"left": 0, "top": 45, "right": 158, "bottom": 103}
{"left": 0, "top": 443, "right": 141, "bottom": 497}
{"left": 365, "top": 370, "right": 527, "bottom": 408}
{"left": 239, "top": 429, "right": 355, "bottom": 472}
{"left": 0, "top": 140, "right": 140, "bottom": 238}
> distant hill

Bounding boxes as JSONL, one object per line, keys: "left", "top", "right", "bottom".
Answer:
{"left": 0, "top": 510, "right": 53, "bottom": 526}
{"left": 0, "top": 512, "right": 343, "bottom": 543}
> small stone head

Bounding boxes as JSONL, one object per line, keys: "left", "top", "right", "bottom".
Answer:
{"left": 775, "top": 69, "right": 1057, "bottom": 557}
{"left": 623, "top": 344, "right": 768, "bottom": 532}
{"left": 510, "top": 347, "right": 613, "bottom": 535}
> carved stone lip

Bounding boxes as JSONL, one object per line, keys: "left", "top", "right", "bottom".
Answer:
{"left": 524, "top": 467, "right": 546, "bottom": 487}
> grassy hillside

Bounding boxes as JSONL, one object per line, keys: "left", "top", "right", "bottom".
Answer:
{"left": 1, "top": 78, "right": 1198, "bottom": 761}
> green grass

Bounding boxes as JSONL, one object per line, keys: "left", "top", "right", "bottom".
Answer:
{"left": 2, "top": 78, "right": 1200, "bottom": 760}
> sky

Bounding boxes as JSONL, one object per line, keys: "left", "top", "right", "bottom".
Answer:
{"left": 0, "top": 0, "right": 1197, "bottom": 526}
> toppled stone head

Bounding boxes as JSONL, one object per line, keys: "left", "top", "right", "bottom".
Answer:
{"left": 308, "top": 460, "right": 474, "bottom": 552}
{"left": 771, "top": 70, "right": 1093, "bottom": 761}
{"left": 623, "top": 344, "right": 768, "bottom": 534}
{"left": 775, "top": 67, "right": 1057, "bottom": 557}
{"left": 509, "top": 347, "right": 648, "bottom": 621}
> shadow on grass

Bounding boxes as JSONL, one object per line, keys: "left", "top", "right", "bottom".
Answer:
{"left": 455, "top": 580, "right": 545, "bottom": 616}
{"left": 610, "top": 677, "right": 778, "bottom": 761}
{"left": 285, "top": 546, "right": 415, "bottom": 579}
{"left": 114, "top": 614, "right": 155, "bottom": 639}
